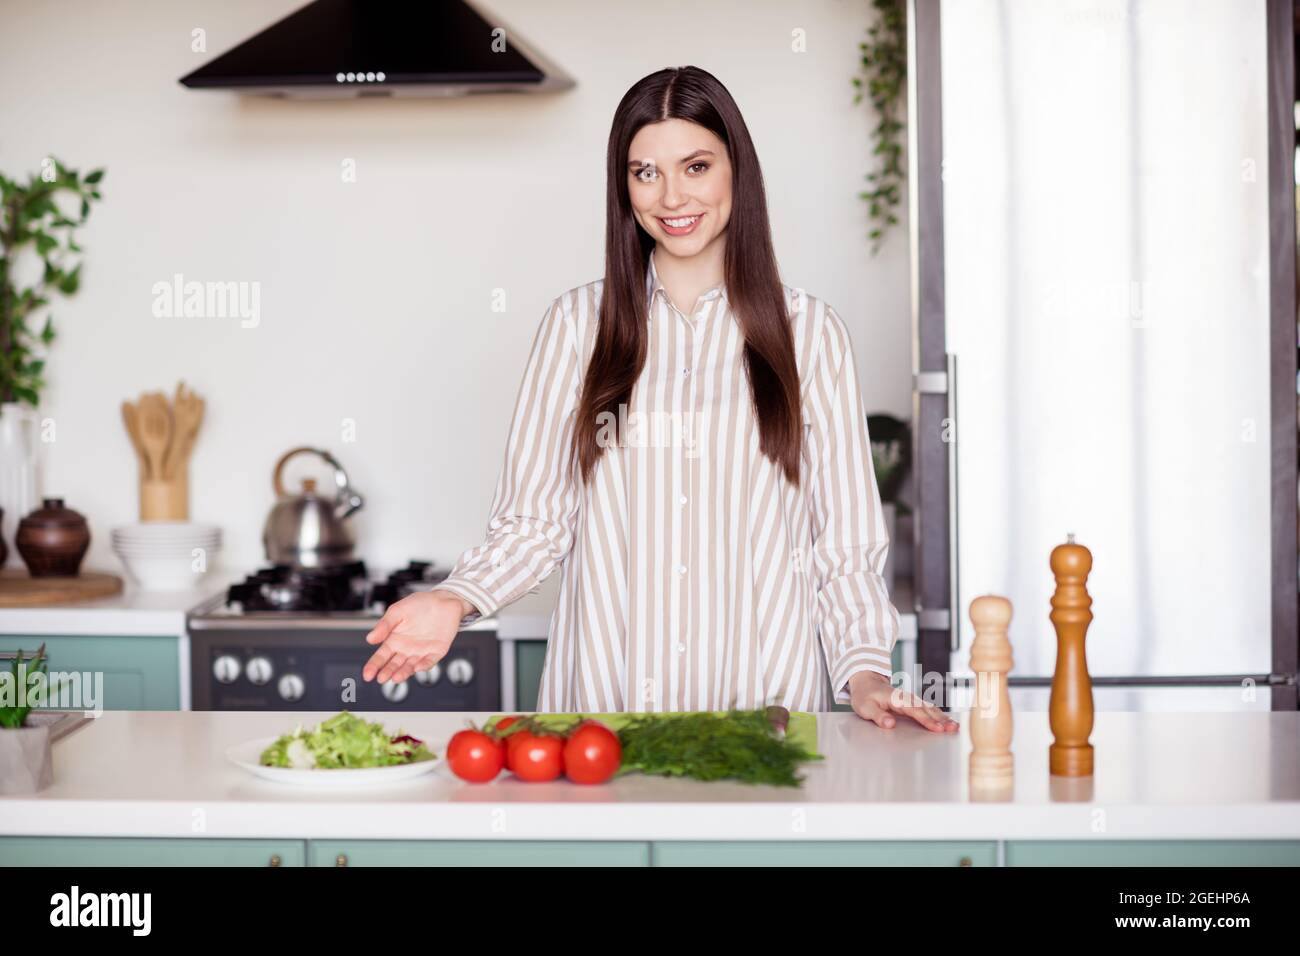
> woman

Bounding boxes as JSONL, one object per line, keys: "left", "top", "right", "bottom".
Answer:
{"left": 363, "top": 66, "right": 957, "bottom": 733}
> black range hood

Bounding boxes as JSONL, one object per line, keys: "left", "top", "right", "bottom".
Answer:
{"left": 179, "top": 0, "right": 573, "bottom": 98}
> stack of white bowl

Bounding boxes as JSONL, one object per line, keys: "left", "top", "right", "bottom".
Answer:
{"left": 111, "top": 522, "right": 222, "bottom": 590}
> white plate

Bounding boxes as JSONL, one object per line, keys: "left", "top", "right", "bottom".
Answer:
{"left": 112, "top": 524, "right": 221, "bottom": 538}
{"left": 112, "top": 541, "right": 221, "bottom": 549}
{"left": 112, "top": 542, "right": 222, "bottom": 550}
{"left": 111, "top": 545, "right": 221, "bottom": 554}
{"left": 226, "top": 736, "right": 440, "bottom": 788}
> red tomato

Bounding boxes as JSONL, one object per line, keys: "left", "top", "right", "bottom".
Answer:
{"left": 447, "top": 730, "right": 504, "bottom": 783}
{"left": 510, "top": 732, "right": 565, "bottom": 782}
{"left": 495, "top": 716, "right": 520, "bottom": 733}
{"left": 446, "top": 730, "right": 468, "bottom": 762}
{"left": 504, "top": 730, "right": 529, "bottom": 772}
{"left": 562, "top": 722, "right": 621, "bottom": 784}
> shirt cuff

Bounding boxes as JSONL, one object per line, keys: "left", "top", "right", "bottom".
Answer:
{"left": 831, "top": 650, "right": 894, "bottom": 705}
{"left": 428, "top": 579, "right": 494, "bottom": 627}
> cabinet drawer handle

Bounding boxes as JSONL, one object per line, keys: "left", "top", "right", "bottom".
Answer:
{"left": 335, "top": 853, "right": 348, "bottom": 867}
{"left": 268, "top": 854, "right": 282, "bottom": 867}
{"left": 958, "top": 856, "right": 973, "bottom": 867}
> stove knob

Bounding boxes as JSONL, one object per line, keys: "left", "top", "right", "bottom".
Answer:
{"left": 277, "top": 673, "right": 305, "bottom": 703}
{"left": 445, "top": 658, "right": 474, "bottom": 687}
{"left": 213, "top": 654, "right": 241, "bottom": 684}
{"left": 414, "top": 663, "right": 441, "bottom": 686}
{"left": 246, "top": 656, "right": 274, "bottom": 686}
{"left": 380, "top": 679, "right": 409, "bottom": 702}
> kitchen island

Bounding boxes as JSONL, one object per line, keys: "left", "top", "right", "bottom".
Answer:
{"left": 2, "top": 709, "right": 1298, "bottom": 866}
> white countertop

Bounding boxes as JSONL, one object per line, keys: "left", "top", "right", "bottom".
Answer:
{"left": 3, "top": 709, "right": 1297, "bottom": 841}
{"left": 0, "top": 570, "right": 237, "bottom": 637}
{"left": 0, "top": 571, "right": 556, "bottom": 641}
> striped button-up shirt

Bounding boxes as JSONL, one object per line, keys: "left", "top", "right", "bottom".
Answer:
{"left": 431, "top": 250, "right": 899, "bottom": 712}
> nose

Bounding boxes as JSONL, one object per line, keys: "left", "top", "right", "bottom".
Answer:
{"left": 661, "top": 173, "right": 689, "bottom": 210}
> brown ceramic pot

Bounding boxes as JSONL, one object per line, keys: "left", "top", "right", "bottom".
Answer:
{"left": 16, "top": 498, "right": 90, "bottom": 577}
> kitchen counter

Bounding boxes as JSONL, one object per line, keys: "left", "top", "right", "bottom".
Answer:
{"left": 3, "top": 709, "right": 1298, "bottom": 844}
{"left": 0, "top": 570, "right": 559, "bottom": 642}
{"left": 0, "top": 570, "right": 237, "bottom": 637}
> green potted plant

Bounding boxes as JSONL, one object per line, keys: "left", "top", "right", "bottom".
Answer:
{"left": 0, "top": 157, "right": 104, "bottom": 566}
{"left": 0, "top": 645, "right": 56, "bottom": 793}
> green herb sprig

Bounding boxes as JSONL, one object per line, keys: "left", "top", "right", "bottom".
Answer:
{"left": 615, "top": 710, "right": 821, "bottom": 787}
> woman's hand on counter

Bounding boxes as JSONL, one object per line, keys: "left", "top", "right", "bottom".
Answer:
{"left": 848, "top": 670, "right": 959, "bottom": 734}
{"left": 361, "top": 591, "right": 477, "bottom": 684}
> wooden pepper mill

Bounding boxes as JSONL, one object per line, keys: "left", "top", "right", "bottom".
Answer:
{"left": 1049, "top": 534, "right": 1094, "bottom": 776}
{"left": 968, "top": 594, "right": 1014, "bottom": 791}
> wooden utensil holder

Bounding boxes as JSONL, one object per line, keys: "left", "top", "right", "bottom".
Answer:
{"left": 140, "top": 478, "right": 188, "bottom": 521}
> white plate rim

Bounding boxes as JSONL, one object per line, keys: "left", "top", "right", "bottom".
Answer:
{"left": 111, "top": 547, "right": 222, "bottom": 554}
{"left": 226, "top": 735, "right": 440, "bottom": 788}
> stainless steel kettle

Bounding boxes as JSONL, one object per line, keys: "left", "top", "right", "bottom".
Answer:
{"left": 262, "top": 447, "right": 365, "bottom": 568}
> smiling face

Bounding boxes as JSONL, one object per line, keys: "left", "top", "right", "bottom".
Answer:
{"left": 626, "top": 118, "right": 732, "bottom": 259}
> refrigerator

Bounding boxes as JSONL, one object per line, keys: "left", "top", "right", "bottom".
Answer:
{"left": 908, "top": 0, "right": 1293, "bottom": 711}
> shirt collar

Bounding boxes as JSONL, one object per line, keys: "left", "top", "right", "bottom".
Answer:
{"left": 645, "top": 249, "right": 728, "bottom": 312}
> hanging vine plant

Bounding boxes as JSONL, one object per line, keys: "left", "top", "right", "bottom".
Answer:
{"left": 852, "top": 0, "right": 907, "bottom": 255}
{"left": 0, "top": 157, "right": 104, "bottom": 406}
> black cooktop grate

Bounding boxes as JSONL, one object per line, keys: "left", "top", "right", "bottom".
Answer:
{"left": 226, "top": 559, "right": 442, "bottom": 613}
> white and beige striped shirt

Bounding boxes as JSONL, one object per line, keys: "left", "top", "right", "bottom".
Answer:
{"left": 432, "top": 250, "right": 899, "bottom": 712}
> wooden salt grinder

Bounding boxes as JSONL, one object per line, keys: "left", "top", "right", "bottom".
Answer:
{"left": 969, "top": 595, "right": 1014, "bottom": 790}
{"left": 1049, "top": 535, "right": 1094, "bottom": 776}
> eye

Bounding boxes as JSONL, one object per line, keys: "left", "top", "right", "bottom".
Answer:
{"left": 688, "top": 162, "right": 710, "bottom": 174}
{"left": 633, "top": 166, "right": 658, "bottom": 183}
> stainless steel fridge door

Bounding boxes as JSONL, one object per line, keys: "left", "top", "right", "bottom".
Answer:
{"left": 938, "top": 0, "right": 1272, "bottom": 678}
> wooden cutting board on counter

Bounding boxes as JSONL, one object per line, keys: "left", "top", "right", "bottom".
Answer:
{"left": 485, "top": 711, "right": 820, "bottom": 755}
{"left": 0, "top": 568, "right": 124, "bottom": 607}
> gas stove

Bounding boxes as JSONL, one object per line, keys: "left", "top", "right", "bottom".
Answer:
{"left": 190, "top": 559, "right": 451, "bottom": 621}
{"left": 187, "top": 560, "right": 499, "bottom": 712}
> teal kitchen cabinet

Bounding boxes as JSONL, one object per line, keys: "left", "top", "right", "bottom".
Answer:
{"left": 514, "top": 640, "right": 547, "bottom": 712}
{"left": 308, "top": 840, "right": 650, "bottom": 867}
{"left": 0, "top": 837, "right": 304, "bottom": 867}
{"left": 1007, "top": 841, "right": 1300, "bottom": 866}
{"left": 650, "top": 841, "right": 995, "bottom": 866}
{"left": 0, "top": 634, "right": 180, "bottom": 710}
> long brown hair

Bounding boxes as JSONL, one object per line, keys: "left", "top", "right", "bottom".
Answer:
{"left": 570, "top": 66, "right": 802, "bottom": 486}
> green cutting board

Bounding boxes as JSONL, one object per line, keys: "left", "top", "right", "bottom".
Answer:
{"left": 485, "top": 711, "right": 820, "bottom": 756}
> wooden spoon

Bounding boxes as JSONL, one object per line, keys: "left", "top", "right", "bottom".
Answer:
{"left": 137, "top": 392, "right": 172, "bottom": 482}
{"left": 121, "top": 400, "right": 147, "bottom": 475}
{"left": 165, "top": 382, "right": 204, "bottom": 480}
{"left": 161, "top": 384, "right": 183, "bottom": 480}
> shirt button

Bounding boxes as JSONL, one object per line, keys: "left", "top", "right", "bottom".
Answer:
{"left": 677, "top": 643, "right": 686, "bottom": 653}
{"left": 682, "top": 368, "right": 691, "bottom": 376}
{"left": 678, "top": 495, "right": 687, "bottom": 505}
{"left": 677, "top": 564, "right": 687, "bottom": 575}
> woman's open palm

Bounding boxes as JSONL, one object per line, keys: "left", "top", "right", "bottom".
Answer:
{"left": 361, "top": 590, "right": 470, "bottom": 685}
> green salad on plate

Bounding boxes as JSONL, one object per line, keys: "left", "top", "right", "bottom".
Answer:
{"left": 259, "top": 711, "right": 434, "bottom": 770}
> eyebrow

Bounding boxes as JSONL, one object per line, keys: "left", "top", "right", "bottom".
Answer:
{"left": 627, "top": 149, "right": 715, "bottom": 169}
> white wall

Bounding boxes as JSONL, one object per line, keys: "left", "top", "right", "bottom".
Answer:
{"left": 0, "top": 0, "right": 911, "bottom": 577}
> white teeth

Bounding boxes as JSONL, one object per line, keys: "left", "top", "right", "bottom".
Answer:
{"left": 663, "top": 216, "right": 700, "bottom": 228}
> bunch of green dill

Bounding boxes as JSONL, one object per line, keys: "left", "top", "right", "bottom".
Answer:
{"left": 615, "top": 710, "right": 821, "bottom": 787}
